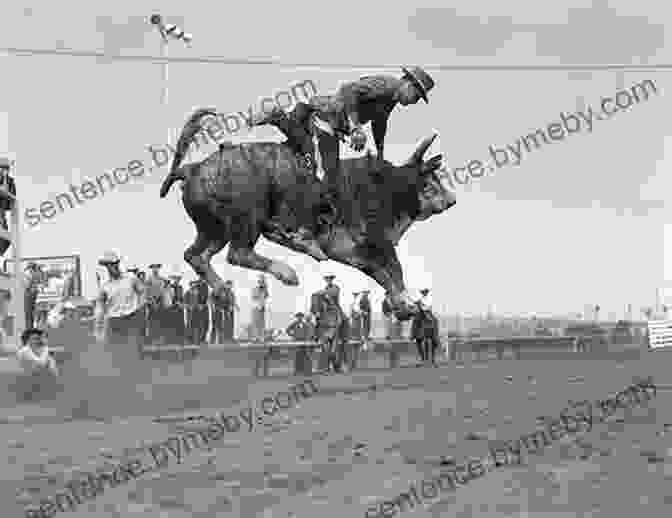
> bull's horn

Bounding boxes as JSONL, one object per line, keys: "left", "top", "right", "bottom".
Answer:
{"left": 405, "top": 133, "right": 438, "bottom": 165}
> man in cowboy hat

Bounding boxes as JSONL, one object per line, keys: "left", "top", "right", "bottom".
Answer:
{"left": 411, "top": 288, "right": 440, "bottom": 366}
{"left": 145, "top": 263, "right": 168, "bottom": 345}
{"left": 95, "top": 251, "right": 146, "bottom": 357}
{"left": 286, "top": 311, "right": 315, "bottom": 375}
{"left": 165, "top": 268, "right": 186, "bottom": 344}
{"left": 210, "top": 279, "right": 238, "bottom": 344}
{"left": 0, "top": 157, "right": 16, "bottom": 257}
{"left": 251, "top": 66, "right": 435, "bottom": 246}
{"left": 311, "top": 274, "right": 348, "bottom": 372}
{"left": 185, "top": 278, "right": 209, "bottom": 346}
{"left": 359, "top": 289, "right": 372, "bottom": 343}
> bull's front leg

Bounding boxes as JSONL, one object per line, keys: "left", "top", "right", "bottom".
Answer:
{"left": 348, "top": 242, "right": 417, "bottom": 320}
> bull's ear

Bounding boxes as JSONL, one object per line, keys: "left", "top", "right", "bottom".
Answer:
{"left": 405, "top": 133, "right": 438, "bottom": 166}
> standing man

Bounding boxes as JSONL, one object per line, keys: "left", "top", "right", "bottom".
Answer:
{"left": 208, "top": 284, "right": 224, "bottom": 345}
{"left": 286, "top": 312, "right": 315, "bottom": 375}
{"left": 210, "top": 280, "right": 238, "bottom": 344}
{"left": 145, "top": 263, "right": 167, "bottom": 345}
{"left": 95, "top": 251, "right": 146, "bottom": 358}
{"left": 359, "top": 290, "right": 372, "bottom": 343}
{"left": 185, "top": 279, "right": 209, "bottom": 345}
{"left": 24, "top": 262, "right": 40, "bottom": 330}
{"left": 222, "top": 280, "right": 238, "bottom": 341}
{"left": 311, "top": 274, "right": 347, "bottom": 372}
{"left": 411, "top": 288, "right": 440, "bottom": 366}
{"left": 382, "top": 294, "right": 403, "bottom": 340}
{"left": 166, "top": 270, "right": 185, "bottom": 344}
{"left": 0, "top": 158, "right": 16, "bottom": 258}
{"left": 250, "top": 275, "right": 269, "bottom": 342}
{"left": 349, "top": 292, "right": 362, "bottom": 341}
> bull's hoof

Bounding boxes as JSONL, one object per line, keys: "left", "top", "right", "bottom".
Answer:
{"left": 269, "top": 263, "right": 299, "bottom": 286}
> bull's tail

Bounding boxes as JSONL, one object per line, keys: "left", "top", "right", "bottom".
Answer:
{"left": 159, "top": 107, "right": 218, "bottom": 198}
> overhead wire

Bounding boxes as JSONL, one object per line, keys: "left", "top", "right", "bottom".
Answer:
{"left": 2, "top": 46, "right": 672, "bottom": 71}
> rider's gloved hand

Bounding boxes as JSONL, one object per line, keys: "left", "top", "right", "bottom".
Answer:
{"left": 350, "top": 128, "right": 367, "bottom": 152}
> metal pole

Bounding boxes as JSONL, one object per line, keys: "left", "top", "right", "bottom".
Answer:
{"left": 10, "top": 163, "right": 24, "bottom": 338}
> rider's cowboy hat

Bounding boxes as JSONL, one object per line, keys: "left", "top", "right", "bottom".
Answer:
{"left": 0, "top": 157, "right": 11, "bottom": 169}
{"left": 420, "top": 288, "right": 430, "bottom": 295}
{"left": 323, "top": 274, "right": 336, "bottom": 280}
{"left": 295, "top": 312, "right": 305, "bottom": 318}
{"left": 148, "top": 263, "right": 162, "bottom": 269}
{"left": 98, "top": 251, "right": 121, "bottom": 265}
{"left": 126, "top": 265, "right": 139, "bottom": 273}
{"left": 401, "top": 66, "right": 435, "bottom": 104}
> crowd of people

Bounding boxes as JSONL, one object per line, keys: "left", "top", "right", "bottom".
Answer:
{"left": 12, "top": 248, "right": 441, "bottom": 393}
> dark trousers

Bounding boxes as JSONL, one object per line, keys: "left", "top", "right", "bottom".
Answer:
{"left": 165, "top": 306, "right": 185, "bottom": 345}
{"left": 147, "top": 304, "right": 165, "bottom": 344}
{"left": 223, "top": 311, "right": 235, "bottom": 340}
{"left": 107, "top": 309, "right": 146, "bottom": 357}
{"left": 210, "top": 308, "right": 224, "bottom": 344}
{"left": 415, "top": 336, "right": 440, "bottom": 363}
{"left": 25, "top": 292, "right": 37, "bottom": 329}
{"left": 187, "top": 307, "right": 209, "bottom": 345}
{"left": 361, "top": 312, "right": 371, "bottom": 339}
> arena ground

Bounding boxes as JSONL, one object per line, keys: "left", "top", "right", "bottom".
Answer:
{"left": 1, "top": 347, "right": 671, "bottom": 517}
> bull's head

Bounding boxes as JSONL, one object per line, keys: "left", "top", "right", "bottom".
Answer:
{"left": 405, "top": 133, "right": 457, "bottom": 221}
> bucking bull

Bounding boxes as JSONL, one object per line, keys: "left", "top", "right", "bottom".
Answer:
{"left": 160, "top": 108, "right": 456, "bottom": 320}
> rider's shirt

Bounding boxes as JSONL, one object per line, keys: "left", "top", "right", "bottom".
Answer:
{"left": 336, "top": 75, "right": 403, "bottom": 126}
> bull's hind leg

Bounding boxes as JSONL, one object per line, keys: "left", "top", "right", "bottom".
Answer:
{"left": 184, "top": 231, "right": 229, "bottom": 293}
{"left": 227, "top": 214, "right": 299, "bottom": 286}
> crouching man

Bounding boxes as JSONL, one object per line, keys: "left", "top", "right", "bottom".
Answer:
{"left": 15, "top": 327, "right": 60, "bottom": 400}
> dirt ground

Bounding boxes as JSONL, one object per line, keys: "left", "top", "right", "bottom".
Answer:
{"left": 2, "top": 348, "right": 672, "bottom": 518}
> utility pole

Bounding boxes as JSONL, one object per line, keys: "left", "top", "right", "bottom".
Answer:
{"left": 149, "top": 14, "right": 192, "bottom": 153}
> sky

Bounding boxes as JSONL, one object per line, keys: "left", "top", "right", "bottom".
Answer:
{"left": 0, "top": 0, "right": 669, "bottom": 323}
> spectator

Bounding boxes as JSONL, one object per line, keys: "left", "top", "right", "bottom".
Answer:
{"left": 223, "top": 280, "right": 238, "bottom": 341}
{"left": 185, "top": 279, "right": 209, "bottom": 345}
{"left": 24, "top": 262, "right": 40, "bottom": 330}
{"left": 359, "top": 290, "right": 372, "bottom": 342}
{"left": 145, "top": 263, "right": 168, "bottom": 344}
{"left": 95, "top": 251, "right": 146, "bottom": 358}
{"left": 16, "top": 327, "right": 59, "bottom": 377}
{"left": 210, "top": 280, "right": 238, "bottom": 344}
{"left": 0, "top": 157, "right": 16, "bottom": 258}
{"left": 46, "top": 300, "right": 76, "bottom": 329}
{"left": 286, "top": 312, "right": 315, "bottom": 375}
{"left": 286, "top": 312, "right": 314, "bottom": 340}
{"left": 165, "top": 270, "right": 186, "bottom": 344}
{"left": 15, "top": 328, "right": 60, "bottom": 402}
{"left": 350, "top": 292, "right": 362, "bottom": 340}
{"left": 250, "top": 274, "right": 269, "bottom": 342}
{"left": 382, "top": 295, "right": 402, "bottom": 340}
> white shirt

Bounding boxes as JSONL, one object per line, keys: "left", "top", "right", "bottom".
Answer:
{"left": 97, "top": 274, "right": 144, "bottom": 320}
{"left": 16, "top": 344, "right": 57, "bottom": 374}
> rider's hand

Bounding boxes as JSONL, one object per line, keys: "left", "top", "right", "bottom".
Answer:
{"left": 350, "top": 128, "right": 367, "bottom": 152}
